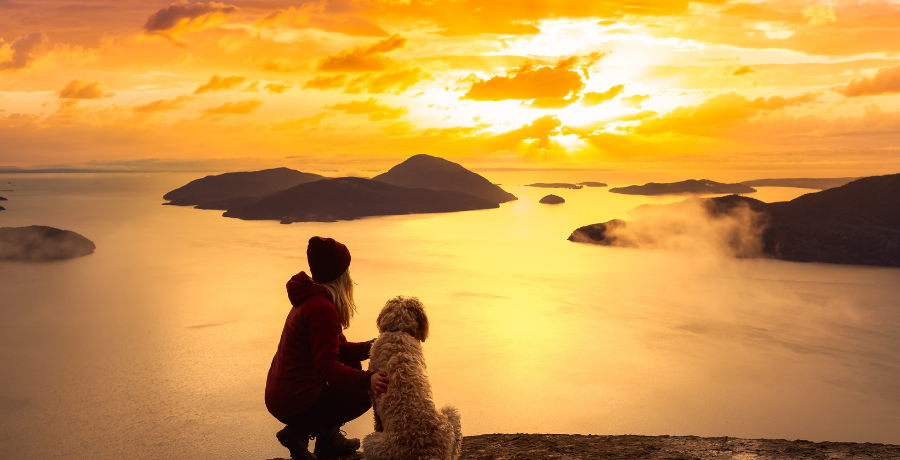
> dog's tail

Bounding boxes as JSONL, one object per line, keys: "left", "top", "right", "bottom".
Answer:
{"left": 440, "top": 405, "right": 463, "bottom": 460}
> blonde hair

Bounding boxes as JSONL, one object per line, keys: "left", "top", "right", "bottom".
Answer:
{"left": 320, "top": 270, "right": 357, "bottom": 329}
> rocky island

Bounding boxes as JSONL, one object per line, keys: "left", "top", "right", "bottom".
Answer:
{"left": 163, "top": 167, "right": 324, "bottom": 208}
{"left": 0, "top": 196, "right": 7, "bottom": 200}
{"left": 579, "top": 181, "right": 607, "bottom": 187}
{"left": 0, "top": 225, "right": 95, "bottom": 261}
{"left": 610, "top": 179, "right": 756, "bottom": 196}
{"left": 570, "top": 173, "right": 900, "bottom": 267}
{"left": 222, "top": 177, "right": 498, "bottom": 223}
{"left": 164, "top": 155, "right": 517, "bottom": 224}
{"left": 740, "top": 177, "right": 857, "bottom": 190}
{"left": 539, "top": 194, "right": 565, "bottom": 204}
{"left": 373, "top": 154, "right": 517, "bottom": 204}
{"left": 526, "top": 183, "right": 583, "bottom": 189}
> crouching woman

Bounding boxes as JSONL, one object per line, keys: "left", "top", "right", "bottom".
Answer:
{"left": 266, "top": 237, "right": 390, "bottom": 459}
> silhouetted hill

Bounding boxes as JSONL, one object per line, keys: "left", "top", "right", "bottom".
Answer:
{"left": 222, "top": 177, "right": 499, "bottom": 223}
{"left": 527, "top": 183, "right": 582, "bottom": 189}
{"left": 740, "top": 177, "right": 857, "bottom": 190}
{"left": 570, "top": 173, "right": 900, "bottom": 267}
{"left": 609, "top": 179, "right": 756, "bottom": 195}
{"left": 163, "top": 168, "right": 324, "bottom": 208}
{"left": 0, "top": 226, "right": 95, "bottom": 261}
{"left": 373, "top": 154, "right": 517, "bottom": 204}
{"left": 539, "top": 194, "right": 565, "bottom": 204}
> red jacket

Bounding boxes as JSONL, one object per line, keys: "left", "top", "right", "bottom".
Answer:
{"left": 265, "top": 271, "right": 374, "bottom": 419}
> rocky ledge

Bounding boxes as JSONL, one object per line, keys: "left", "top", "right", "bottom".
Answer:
{"left": 269, "top": 433, "right": 900, "bottom": 460}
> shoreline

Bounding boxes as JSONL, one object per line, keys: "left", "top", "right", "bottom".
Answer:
{"left": 269, "top": 433, "right": 900, "bottom": 460}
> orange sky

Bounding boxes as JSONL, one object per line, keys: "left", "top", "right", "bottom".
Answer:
{"left": 2, "top": 0, "right": 900, "bottom": 174}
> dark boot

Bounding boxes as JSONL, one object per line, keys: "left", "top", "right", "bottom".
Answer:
{"left": 313, "top": 425, "right": 360, "bottom": 457}
{"left": 276, "top": 426, "right": 317, "bottom": 460}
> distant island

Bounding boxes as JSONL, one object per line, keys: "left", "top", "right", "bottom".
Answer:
{"left": 164, "top": 155, "right": 517, "bottom": 223}
{"left": 609, "top": 179, "right": 756, "bottom": 196}
{"left": 570, "top": 173, "right": 900, "bottom": 267}
{"left": 539, "top": 194, "right": 565, "bottom": 204}
{"left": 373, "top": 154, "right": 517, "bottom": 204}
{"left": 526, "top": 183, "right": 583, "bottom": 189}
{"left": 578, "top": 182, "right": 608, "bottom": 187}
{"left": 163, "top": 167, "right": 324, "bottom": 208}
{"left": 0, "top": 226, "right": 96, "bottom": 261}
{"left": 0, "top": 206, "right": 5, "bottom": 211}
{"left": 0, "top": 196, "right": 7, "bottom": 200}
{"left": 222, "top": 177, "right": 498, "bottom": 223}
{"left": 740, "top": 177, "right": 858, "bottom": 190}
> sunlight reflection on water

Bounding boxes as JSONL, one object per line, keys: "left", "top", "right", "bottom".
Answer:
{"left": 0, "top": 173, "right": 898, "bottom": 460}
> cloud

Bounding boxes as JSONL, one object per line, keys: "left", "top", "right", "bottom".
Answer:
{"left": 193, "top": 74, "right": 246, "bottom": 94}
{"left": 633, "top": 92, "right": 818, "bottom": 136}
{"left": 56, "top": 80, "right": 114, "bottom": 99}
{"left": 199, "top": 99, "right": 263, "bottom": 117}
{"left": 133, "top": 95, "right": 196, "bottom": 113}
{"left": 241, "top": 81, "right": 260, "bottom": 92}
{"left": 732, "top": 65, "right": 757, "bottom": 76}
{"left": 836, "top": 63, "right": 900, "bottom": 97}
{"left": 269, "top": 112, "right": 335, "bottom": 131}
{"left": 363, "top": 67, "right": 434, "bottom": 94}
{"left": 316, "top": 34, "right": 407, "bottom": 72}
{"left": 621, "top": 94, "right": 649, "bottom": 108}
{"left": 581, "top": 85, "right": 625, "bottom": 106}
{"left": 258, "top": 58, "right": 299, "bottom": 72}
{"left": 0, "top": 32, "right": 48, "bottom": 72}
{"left": 264, "top": 81, "right": 294, "bottom": 94}
{"left": 303, "top": 74, "right": 347, "bottom": 90}
{"left": 256, "top": 5, "right": 389, "bottom": 37}
{"left": 325, "top": 98, "right": 407, "bottom": 121}
{"left": 462, "top": 58, "right": 585, "bottom": 102}
{"left": 143, "top": 1, "right": 239, "bottom": 44}
{"left": 167, "top": 52, "right": 201, "bottom": 67}
{"left": 803, "top": 5, "right": 836, "bottom": 26}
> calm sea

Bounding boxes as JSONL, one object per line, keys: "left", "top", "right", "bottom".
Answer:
{"left": 1, "top": 172, "right": 898, "bottom": 459}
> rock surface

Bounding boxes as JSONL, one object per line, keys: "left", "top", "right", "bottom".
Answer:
{"left": 610, "top": 179, "right": 756, "bottom": 196}
{"left": 163, "top": 167, "right": 324, "bottom": 208}
{"left": 267, "top": 433, "right": 900, "bottom": 460}
{"left": 0, "top": 225, "right": 95, "bottom": 261}
{"left": 740, "top": 177, "right": 857, "bottom": 190}
{"left": 570, "top": 173, "right": 900, "bottom": 267}
{"left": 578, "top": 182, "right": 607, "bottom": 187}
{"left": 539, "top": 194, "right": 565, "bottom": 204}
{"left": 526, "top": 183, "right": 583, "bottom": 189}
{"left": 373, "top": 154, "right": 517, "bottom": 204}
{"left": 223, "top": 177, "right": 498, "bottom": 223}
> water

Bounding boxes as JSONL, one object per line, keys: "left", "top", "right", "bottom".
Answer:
{"left": 1, "top": 173, "right": 898, "bottom": 459}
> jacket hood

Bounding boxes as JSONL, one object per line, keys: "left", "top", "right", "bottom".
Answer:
{"left": 286, "top": 271, "right": 331, "bottom": 307}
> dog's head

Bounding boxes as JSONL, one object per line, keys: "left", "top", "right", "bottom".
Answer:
{"left": 376, "top": 295, "right": 429, "bottom": 342}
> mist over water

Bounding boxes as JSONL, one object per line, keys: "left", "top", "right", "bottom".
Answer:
{"left": 1, "top": 173, "right": 899, "bottom": 460}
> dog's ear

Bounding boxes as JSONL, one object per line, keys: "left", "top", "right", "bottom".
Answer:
{"left": 407, "top": 297, "right": 429, "bottom": 342}
{"left": 377, "top": 296, "right": 402, "bottom": 333}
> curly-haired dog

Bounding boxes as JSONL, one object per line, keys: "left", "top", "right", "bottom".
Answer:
{"left": 363, "top": 296, "right": 462, "bottom": 460}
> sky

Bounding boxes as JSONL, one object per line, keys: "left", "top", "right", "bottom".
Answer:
{"left": 1, "top": 0, "right": 900, "bottom": 174}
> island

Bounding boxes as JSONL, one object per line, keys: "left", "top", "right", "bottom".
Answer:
{"left": 578, "top": 182, "right": 608, "bottom": 187}
{"left": 539, "top": 194, "right": 565, "bottom": 204}
{"left": 0, "top": 206, "right": 5, "bottom": 211}
{"left": 373, "top": 154, "right": 517, "bottom": 204}
{"left": 526, "top": 183, "right": 583, "bottom": 189}
{"left": 609, "top": 179, "right": 756, "bottom": 196}
{"left": 163, "top": 167, "right": 324, "bottom": 208}
{"left": 165, "top": 155, "right": 518, "bottom": 223}
{"left": 0, "top": 196, "right": 7, "bottom": 200}
{"left": 0, "top": 225, "right": 96, "bottom": 261}
{"left": 740, "top": 177, "right": 857, "bottom": 190}
{"left": 570, "top": 173, "right": 900, "bottom": 267}
{"left": 222, "top": 177, "right": 499, "bottom": 223}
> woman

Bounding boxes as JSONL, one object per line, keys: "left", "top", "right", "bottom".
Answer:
{"left": 266, "top": 236, "right": 390, "bottom": 459}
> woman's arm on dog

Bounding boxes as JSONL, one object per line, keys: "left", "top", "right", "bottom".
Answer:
{"left": 340, "top": 338, "right": 375, "bottom": 362}
{"left": 308, "top": 305, "right": 374, "bottom": 391}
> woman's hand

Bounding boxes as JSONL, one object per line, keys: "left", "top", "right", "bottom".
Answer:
{"left": 370, "top": 371, "right": 389, "bottom": 397}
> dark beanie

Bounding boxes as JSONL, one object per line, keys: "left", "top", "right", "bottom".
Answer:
{"left": 307, "top": 236, "right": 351, "bottom": 283}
